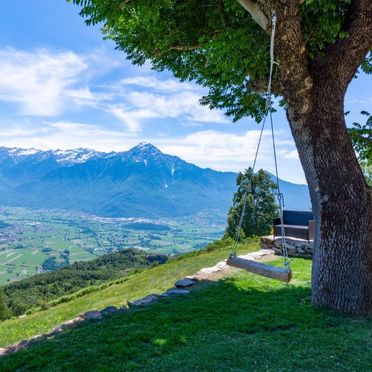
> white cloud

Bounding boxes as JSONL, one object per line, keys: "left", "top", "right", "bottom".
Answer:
{"left": 0, "top": 48, "right": 88, "bottom": 116}
{"left": 109, "top": 107, "right": 154, "bottom": 134}
{"left": 0, "top": 47, "right": 230, "bottom": 130}
{"left": 120, "top": 76, "right": 195, "bottom": 93}
{"left": 0, "top": 119, "right": 306, "bottom": 183}
{"left": 120, "top": 89, "right": 229, "bottom": 125}
{"left": 348, "top": 96, "right": 372, "bottom": 105}
{"left": 158, "top": 130, "right": 305, "bottom": 183}
{"left": 282, "top": 149, "right": 300, "bottom": 160}
{"left": 160, "top": 130, "right": 271, "bottom": 168}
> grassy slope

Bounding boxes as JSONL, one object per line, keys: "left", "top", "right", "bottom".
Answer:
{"left": 2, "top": 248, "right": 168, "bottom": 316}
{"left": 0, "top": 239, "right": 250, "bottom": 348}
{"left": 1, "top": 256, "right": 371, "bottom": 371}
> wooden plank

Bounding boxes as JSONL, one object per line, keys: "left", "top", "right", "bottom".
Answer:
{"left": 226, "top": 257, "right": 292, "bottom": 283}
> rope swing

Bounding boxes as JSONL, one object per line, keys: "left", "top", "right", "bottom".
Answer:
{"left": 226, "top": 12, "right": 292, "bottom": 283}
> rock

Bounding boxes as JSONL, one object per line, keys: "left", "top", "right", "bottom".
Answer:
{"left": 30, "top": 334, "right": 44, "bottom": 342}
{"left": 101, "top": 306, "right": 119, "bottom": 316}
{"left": 59, "top": 317, "right": 84, "bottom": 329}
{"left": 260, "top": 235, "right": 274, "bottom": 245}
{"left": 18, "top": 339, "right": 30, "bottom": 347}
{"left": 80, "top": 310, "right": 102, "bottom": 320}
{"left": 175, "top": 278, "right": 195, "bottom": 288}
{"left": 0, "top": 348, "right": 7, "bottom": 356}
{"left": 197, "top": 261, "right": 227, "bottom": 275}
{"left": 117, "top": 306, "right": 128, "bottom": 313}
{"left": 185, "top": 275, "right": 198, "bottom": 281}
{"left": 51, "top": 326, "right": 64, "bottom": 334}
{"left": 163, "top": 288, "right": 190, "bottom": 296}
{"left": 128, "top": 294, "right": 159, "bottom": 308}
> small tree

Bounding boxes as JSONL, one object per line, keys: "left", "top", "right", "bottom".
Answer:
{"left": 0, "top": 291, "right": 10, "bottom": 321}
{"left": 226, "top": 168, "right": 278, "bottom": 239}
{"left": 348, "top": 111, "right": 372, "bottom": 185}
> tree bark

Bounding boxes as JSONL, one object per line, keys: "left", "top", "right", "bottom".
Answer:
{"left": 287, "top": 83, "right": 372, "bottom": 315}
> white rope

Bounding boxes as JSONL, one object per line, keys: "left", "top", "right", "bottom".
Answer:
{"left": 267, "top": 12, "right": 276, "bottom": 98}
{"left": 230, "top": 11, "right": 290, "bottom": 270}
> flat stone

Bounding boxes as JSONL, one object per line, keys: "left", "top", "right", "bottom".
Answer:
{"left": 164, "top": 288, "right": 190, "bottom": 296}
{"left": 197, "top": 261, "right": 227, "bottom": 275}
{"left": 30, "top": 334, "right": 44, "bottom": 342}
{"left": 117, "top": 306, "right": 128, "bottom": 313}
{"left": 101, "top": 306, "right": 119, "bottom": 316}
{"left": 260, "top": 235, "right": 275, "bottom": 244}
{"left": 51, "top": 326, "right": 63, "bottom": 334}
{"left": 59, "top": 317, "right": 84, "bottom": 329}
{"left": 80, "top": 310, "right": 102, "bottom": 320}
{"left": 128, "top": 294, "right": 159, "bottom": 308}
{"left": 259, "top": 243, "right": 272, "bottom": 250}
{"left": 175, "top": 278, "right": 195, "bottom": 288}
{"left": 17, "top": 339, "right": 30, "bottom": 347}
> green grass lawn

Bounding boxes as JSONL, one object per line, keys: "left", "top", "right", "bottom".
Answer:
{"left": 1, "top": 244, "right": 371, "bottom": 371}
{"left": 0, "top": 239, "right": 253, "bottom": 348}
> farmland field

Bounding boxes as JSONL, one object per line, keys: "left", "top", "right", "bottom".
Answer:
{"left": 0, "top": 207, "right": 225, "bottom": 284}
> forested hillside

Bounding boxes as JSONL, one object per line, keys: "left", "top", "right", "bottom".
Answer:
{"left": 2, "top": 249, "right": 168, "bottom": 316}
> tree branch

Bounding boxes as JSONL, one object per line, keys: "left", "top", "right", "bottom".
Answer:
{"left": 313, "top": 0, "right": 372, "bottom": 91}
{"left": 247, "top": 77, "right": 281, "bottom": 94}
{"left": 119, "top": 0, "right": 130, "bottom": 9}
{"left": 150, "top": 44, "right": 202, "bottom": 58}
{"left": 170, "top": 45, "right": 202, "bottom": 51}
{"left": 237, "top": 1, "right": 313, "bottom": 118}
{"left": 237, "top": 0, "right": 269, "bottom": 31}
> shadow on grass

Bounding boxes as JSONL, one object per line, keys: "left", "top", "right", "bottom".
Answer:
{"left": 0, "top": 275, "right": 370, "bottom": 371}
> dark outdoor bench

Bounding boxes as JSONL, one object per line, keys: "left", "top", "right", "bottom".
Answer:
{"left": 273, "top": 210, "right": 315, "bottom": 241}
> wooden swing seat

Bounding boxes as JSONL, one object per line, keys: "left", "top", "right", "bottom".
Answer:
{"left": 226, "top": 256, "right": 292, "bottom": 283}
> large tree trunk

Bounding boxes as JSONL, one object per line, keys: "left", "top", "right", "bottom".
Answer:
{"left": 287, "top": 83, "right": 372, "bottom": 315}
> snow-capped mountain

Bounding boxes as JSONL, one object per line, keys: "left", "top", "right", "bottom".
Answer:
{"left": 3, "top": 147, "right": 107, "bottom": 165}
{"left": 0, "top": 143, "right": 311, "bottom": 218}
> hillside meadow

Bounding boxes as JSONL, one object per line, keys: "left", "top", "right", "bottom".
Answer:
{"left": 0, "top": 238, "right": 248, "bottom": 347}
{"left": 0, "top": 239, "right": 371, "bottom": 371}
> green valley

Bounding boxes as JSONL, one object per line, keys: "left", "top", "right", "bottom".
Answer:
{"left": 0, "top": 207, "right": 224, "bottom": 285}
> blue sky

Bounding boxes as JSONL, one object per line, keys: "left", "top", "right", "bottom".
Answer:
{"left": 0, "top": 0, "right": 370, "bottom": 184}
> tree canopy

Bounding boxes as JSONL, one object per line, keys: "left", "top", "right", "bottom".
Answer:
{"left": 349, "top": 111, "right": 372, "bottom": 184}
{"left": 71, "top": 0, "right": 371, "bottom": 122}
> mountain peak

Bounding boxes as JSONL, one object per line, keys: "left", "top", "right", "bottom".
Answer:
{"left": 126, "top": 143, "right": 163, "bottom": 158}
{"left": 132, "top": 142, "right": 160, "bottom": 152}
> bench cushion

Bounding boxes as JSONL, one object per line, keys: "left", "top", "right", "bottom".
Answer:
{"left": 282, "top": 210, "right": 313, "bottom": 226}
{"left": 274, "top": 224, "right": 309, "bottom": 240}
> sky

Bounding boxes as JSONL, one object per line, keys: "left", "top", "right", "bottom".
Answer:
{"left": 0, "top": 1, "right": 370, "bottom": 184}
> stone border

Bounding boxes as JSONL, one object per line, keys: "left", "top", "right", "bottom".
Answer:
{"left": 260, "top": 235, "right": 313, "bottom": 258}
{"left": 0, "top": 249, "right": 275, "bottom": 357}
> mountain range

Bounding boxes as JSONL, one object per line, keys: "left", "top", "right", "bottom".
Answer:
{"left": 0, "top": 143, "right": 311, "bottom": 218}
